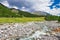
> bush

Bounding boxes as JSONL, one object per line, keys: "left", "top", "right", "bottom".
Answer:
{"left": 58, "top": 16, "right": 60, "bottom": 22}
{"left": 45, "top": 15, "right": 58, "bottom": 21}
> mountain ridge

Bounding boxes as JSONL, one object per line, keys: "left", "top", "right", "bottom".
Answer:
{"left": 0, "top": 3, "right": 41, "bottom": 17}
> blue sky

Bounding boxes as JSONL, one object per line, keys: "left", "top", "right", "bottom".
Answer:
{"left": 50, "top": 0, "right": 60, "bottom": 9}
{"left": 0, "top": 0, "right": 60, "bottom": 15}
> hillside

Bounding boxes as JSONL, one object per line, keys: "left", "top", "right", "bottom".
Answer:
{"left": 0, "top": 3, "right": 20, "bottom": 17}
{"left": 0, "top": 3, "right": 40, "bottom": 17}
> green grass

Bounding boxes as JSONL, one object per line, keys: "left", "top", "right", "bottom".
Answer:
{"left": 0, "top": 17, "right": 45, "bottom": 23}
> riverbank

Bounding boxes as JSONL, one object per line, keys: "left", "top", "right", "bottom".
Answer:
{"left": 0, "top": 21, "right": 60, "bottom": 40}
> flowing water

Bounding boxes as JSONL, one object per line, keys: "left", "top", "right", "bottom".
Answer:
{"left": 20, "top": 25, "right": 51, "bottom": 40}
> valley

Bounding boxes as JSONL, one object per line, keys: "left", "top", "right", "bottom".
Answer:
{"left": 0, "top": 3, "right": 60, "bottom": 40}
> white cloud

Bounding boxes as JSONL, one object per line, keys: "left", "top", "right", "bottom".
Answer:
{"left": 20, "top": 7, "right": 30, "bottom": 12}
{"left": 44, "top": 7, "right": 60, "bottom": 15}
{"left": 12, "top": 6, "right": 18, "bottom": 9}
{"left": 26, "top": 0, "right": 60, "bottom": 15}
{"left": 1, "top": 1, "right": 10, "bottom": 7}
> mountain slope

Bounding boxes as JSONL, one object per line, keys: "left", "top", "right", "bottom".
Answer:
{"left": 0, "top": 3, "right": 40, "bottom": 17}
{"left": 32, "top": 11, "right": 51, "bottom": 16}
{"left": 0, "top": 3, "right": 20, "bottom": 17}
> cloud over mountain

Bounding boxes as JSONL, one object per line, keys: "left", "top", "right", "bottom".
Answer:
{"left": 0, "top": 0, "right": 60, "bottom": 15}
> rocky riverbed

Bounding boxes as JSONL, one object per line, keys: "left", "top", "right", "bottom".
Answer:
{"left": 0, "top": 21, "right": 60, "bottom": 40}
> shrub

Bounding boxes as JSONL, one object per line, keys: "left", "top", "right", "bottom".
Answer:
{"left": 45, "top": 15, "right": 58, "bottom": 21}
{"left": 58, "top": 16, "right": 60, "bottom": 22}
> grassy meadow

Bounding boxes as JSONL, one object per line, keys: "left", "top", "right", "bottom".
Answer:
{"left": 0, "top": 4, "right": 45, "bottom": 23}
{"left": 0, "top": 17, "right": 45, "bottom": 23}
